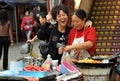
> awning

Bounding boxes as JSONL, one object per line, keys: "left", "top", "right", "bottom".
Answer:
{"left": 0, "top": 0, "right": 46, "bottom": 4}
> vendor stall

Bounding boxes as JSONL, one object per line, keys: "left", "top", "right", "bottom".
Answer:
{"left": 73, "top": 54, "right": 119, "bottom": 81}
{"left": 0, "top": 55, "right": 83, "bottom": 81}
{"left": 0, "top": 52, "right": 119, "bottom": 81}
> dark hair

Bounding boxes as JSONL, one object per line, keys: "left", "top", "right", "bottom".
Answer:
{"left": 39, "top": 12, "right": 47, "bottom": 18}
{"left": 51, "top": 4, "right": 69, "bottom": 20}
{"left": 0, "top": 9, "right": 9, "bottom": 25}
{"left": 74, "top": 9, "right": 87, "bottom": 20}
{"left": 24, "top": 10, "right": 30, "bottom": 15}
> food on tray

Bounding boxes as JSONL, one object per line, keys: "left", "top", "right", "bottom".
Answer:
{"left": 92, "top": 55, "right": 110, "bottom": 60}
{"left": 23, "top": 65, "right": 46, "bottom": 71}
{"left": 78, "top": 58, "right": 102, "bottom": 63}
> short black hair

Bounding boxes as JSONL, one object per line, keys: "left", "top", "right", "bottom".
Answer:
{"left": 0, "top": 9, "right": 9, "bottom": 25}
{"left": 74, "top": 9, "right": 87, "bottom": 20}
{"left": 51, "top": 4, "right": 69, "bottom": 20}
{"left": 39, "top": 12, "right": 47, "bottom": 18}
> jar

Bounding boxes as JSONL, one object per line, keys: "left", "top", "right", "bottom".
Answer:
{"left": 23, "top": 56, "right": 34, "bottom": 67}
{"left": 33, "top": 57, "right": 43, "bottom": 66}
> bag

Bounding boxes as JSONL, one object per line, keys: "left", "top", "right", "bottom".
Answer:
{"left": 61, "top": 52, "right": 73, "bottom": 65}
{"left": 39, "top": 40, "right": 49, "bottom": 60}
{"left": 20, "top": 43, "right": 31, "bottom": 54}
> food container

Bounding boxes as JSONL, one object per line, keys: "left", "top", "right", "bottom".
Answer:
{"left": 81, "top": 68, "right": 110, "bottom": 81}
{"left": 81, "top": 68, "right": 109, "bottom": 81}
{"left": 74, "top": 62, "right": 112, "bottom": 81}
{"left": 80, "top": 67, "right": 111, "bottom": 75}
{"left": 23, "top": 56, "right": 34, "bottom": 67}
{"left": 60, "top": 62, "right": 80, "bottom": 74}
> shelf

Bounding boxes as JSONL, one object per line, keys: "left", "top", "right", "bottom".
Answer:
{"left": 90, "top": 0, "right": 120, "bottom": 56}
{"left": 95, "top": 51, "right": 117, "bottom": 55}
{"left": 97, "top": 40, "right": 120, "bottom": 42}
{"left": 95, "top": 28, "right": 120, "bottom": 30}
{"left": 92, "top": 18, "right": 120, "bottom": 21}
{"left": 93, "top": 24, "right": 120, "bottom": 26}
{"left": 96, "top": 46, "right": 120, "bottom": 48}
{"left": 96, "top": 35, "right": 120, "bottom": 36}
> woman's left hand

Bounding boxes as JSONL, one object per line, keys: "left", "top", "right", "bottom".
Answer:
{"left": 64, "top": 45, "right": 73, "bottom": 52}
{"left": 58, "top": 47, "right": 64, "bottom": 55}
{"left": 84, "top": 20, "right": 92, "bottom": 29}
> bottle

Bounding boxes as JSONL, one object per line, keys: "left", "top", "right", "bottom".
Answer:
{"left": 37, "top": 56, "right": 43, "bottom": 66}
{"left": 33, "top": 57, "right": 43, "bottom": 66}
{"left": 42, "top": 54, "right": 52, "bottom": 71}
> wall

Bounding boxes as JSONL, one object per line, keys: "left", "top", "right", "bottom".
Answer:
{"left": 79, "top": 0, "right": 93, "bottom": 18}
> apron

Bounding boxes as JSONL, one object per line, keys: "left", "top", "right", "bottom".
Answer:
{"left": 70, "top": 31, "right": 90, "bottom": 60}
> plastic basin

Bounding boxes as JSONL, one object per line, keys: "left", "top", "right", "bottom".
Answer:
{"left": 60, "top": 61, "right": 79, "bottom": 74}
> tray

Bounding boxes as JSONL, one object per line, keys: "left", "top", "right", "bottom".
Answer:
{"left": 17, "top": 71, "right": 48, "bottom": 78}
{"left": 74, "top": 62, "right": 114, "bottom": 68}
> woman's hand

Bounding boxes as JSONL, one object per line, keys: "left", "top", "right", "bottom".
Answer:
{"left": 46, "top": 12, "right": 52, "bottom": 22}
{"left": 27, "top": 35, "right": 37, "bottom": 44}
{"left": 58, "top": 47, "right": 64, "bottom": 55}
{"left": 84, "top": 20, "right": 92, "bottom": 29}
{"left": 27, "top": 39, "right": 34, "bottom": 44}
{"left": 63, "top": 45, "right": 73, "bottom": 52}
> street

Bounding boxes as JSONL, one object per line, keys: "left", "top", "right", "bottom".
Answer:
{"left": 0, "top": 40, "right": 40, "bottom": 70}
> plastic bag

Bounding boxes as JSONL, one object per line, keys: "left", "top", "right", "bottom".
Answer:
{"left": 61, "top": 52, "right": 73, "bottom": 64}
{"left": 20, "top": 43, "right": 31, "bottom": 54}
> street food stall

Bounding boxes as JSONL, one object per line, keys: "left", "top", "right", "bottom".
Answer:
{"left": 0, "top": 55, "right": 83, "bottom": 81}
{"left": 0, "top": 42, "right": 119, "bottom": 81}
{"left": 73, "top": 53, "right": 120, "bottom": 81}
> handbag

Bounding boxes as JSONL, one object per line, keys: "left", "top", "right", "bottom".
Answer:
{"left": 39, "top": 40, "right": 49, "bottom": 60}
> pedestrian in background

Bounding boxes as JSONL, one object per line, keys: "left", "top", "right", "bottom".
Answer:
{"left": 21, "top": 10, "right": 34, "bottom": 40}
{"left": 0, "top": 9, "right": 13, "bottom": 70}
{"left": 28, "top": 11, "right": 51, "bottom": 60}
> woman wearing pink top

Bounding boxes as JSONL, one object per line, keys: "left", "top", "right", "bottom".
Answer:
{"left": 21, "top": 10, "right": 34, "bottom": 40}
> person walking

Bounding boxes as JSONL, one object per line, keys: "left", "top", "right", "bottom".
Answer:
{"left": 21, "top": 10, "right": 34, "bottom": 40}
{"left": 0, "top": 9, "right": 13, "bottom": 70}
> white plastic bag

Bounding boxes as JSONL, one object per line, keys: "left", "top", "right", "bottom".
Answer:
{"left": 61, "top": 52, "right": 73, "bottom": 64}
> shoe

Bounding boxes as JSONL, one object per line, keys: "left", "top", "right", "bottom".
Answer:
{"left": 3, "top": 68, "right": 8, "bottom": 70}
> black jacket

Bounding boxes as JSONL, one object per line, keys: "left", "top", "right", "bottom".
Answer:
{"left": 49, "top": 24, "right": 71, "bottom": 63}
{"left": 37, "top": 22, "right": 51, "bottom": 42}
{"left": 37, "top": 23, "right": 72, "bottom": 63}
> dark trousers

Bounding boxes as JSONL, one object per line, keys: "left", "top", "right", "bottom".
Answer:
{"left": 0, "top": 36, "right": 10, "bottom": 70}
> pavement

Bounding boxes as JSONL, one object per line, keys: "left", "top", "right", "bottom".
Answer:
{"left": 0, "top": 40, "right": 40, "bottom": 70}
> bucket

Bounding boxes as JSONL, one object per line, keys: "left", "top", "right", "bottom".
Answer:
{"left": 80, "top": 67, "right": 110, "bottom": 81}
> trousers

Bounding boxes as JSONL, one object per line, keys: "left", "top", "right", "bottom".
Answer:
{"left": 0, "top": 36, "right": 10, "bottom": 70}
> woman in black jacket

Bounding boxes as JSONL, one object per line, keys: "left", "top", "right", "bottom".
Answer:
{"left": 37, "top": 4, "right": 72, "bottom": 63}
